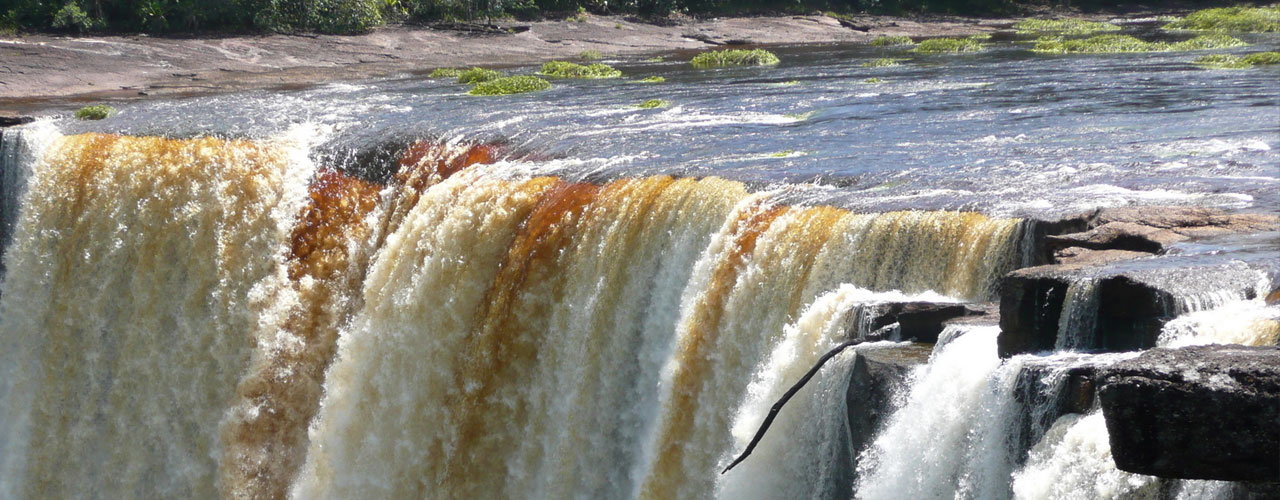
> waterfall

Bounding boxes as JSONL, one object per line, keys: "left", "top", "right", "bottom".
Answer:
{"left": 1055, "top": 277, "right": 1099, "bottom": 351}
{"left": 1011, "top": 412, "right": 1161, "bottom": 500}
{"left": 0, "top": 132, "right": 315, "bottom": 499}
{"left": 1158, "top": 299, "right": 1280, "bottom": 347}
{"left": 1, "top": 131, "right": 1037, "bottom": 499}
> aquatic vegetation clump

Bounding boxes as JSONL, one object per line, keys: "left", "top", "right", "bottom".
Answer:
{"left": 578, "top": 50, "right": 603, "bottom": 61}
{"left": 1164, "top": 6, "right": 1280, "bottom": 33}
{"left": 912, "top": 37, "right": 985, "bottom": 54}
{"left": 457, "top": 67, "right": 502, "bottom": 84}
{"left": 1013, "top": 18, "right": 1120, "bottom": 35}
{"left": 1034, "top": 33, "right": 1246, "bottom": 53}
{"left": 636, "top": 99, "right": 670, "bottom": 109}
{"left": 540, "top": 61, "right": 623, "bottom": 78}
{"left": 468, "top": 76, "right": 552, "bottom": 96}
{"left": 870, "top": 35, "right": 914, "bottom": 46}
{"left": 1243, "top": 51, "right": 1280, "bottom": 65}
{"left": 428, "top": 68, "right": 463, "bottom": 78}
{"left": 74, "top": 104, "right": 115, "bottom": 120}
{"left": 862, "top": 58, "right": 906, "bottom": 67}
{"left": 631, "top": 76, "right": 666, "bottom": 83}
{"left": 690, "top": 49, "right": 780, "bottom": 68}
{"left": 1033, "top": 34, "right": 1157, "bottom": 53}
{"left": 862, "top": 77, "right": 884, "bottom": 84}
{"left": 1169, "top": 33, "right": 1248, "bottom": 51}
{"left": 1195, "top": 51, "right": 1280, "bottom": 68}
{"left": 1192, "top": 54, "right": 1251, "bottom": 69}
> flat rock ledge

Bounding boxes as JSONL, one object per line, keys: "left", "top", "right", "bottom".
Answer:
{"left": 1044, "top": 206, "right": 1280, "bottom": 260}
{"left": 1097, "top": 345, "right": 1280, "bottom": 482}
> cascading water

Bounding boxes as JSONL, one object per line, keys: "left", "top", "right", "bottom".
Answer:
{"left": 0, "top": 128, "right": 1035, "bottom": 499}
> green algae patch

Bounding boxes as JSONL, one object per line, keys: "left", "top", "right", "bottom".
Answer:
{"left": 870, "top": 35, "right": 914, "bottom": 47}
{"left": 862, "top": 58, "right": 906, "bottom": 68}
{"left": 1013, "top": 18, "right": 1121, "bottom": 35}
{"left": 457, "top": 67, "right": 502, "bottom": 84}
{"left": 1032, "top": 34, "right": 1155, "bottom": 53}
{"left": 862, "top": 77, "right": 884, "bottom": 84}
{"left": 578, "top": 50, "right": 603, "bottom": 61}
{"left": 1194, "top": 51, "right": 1280, "bottom": 68}
{"left": 74, "top": 104, "right": 115, "bottom": 120}
{"left": 540, "top": 61, "right": 623, "bottom": 79}
{"left": 1243, "top": 51, "right": 1280, "bottom": 65}
{"left": 429, "top": 68, "right": 464, "bottom": 78}
{"left": 1164, "top": 6, "right": 1280, "bottom": 33}
{"left": 636, "top": 99, "right": 670, "bottom": 109}
{"left": 912, "top": 37, "right": 985, "bottom": 54}
{"left": 630, "top": 76, "right": 666, "bottom": 84}
{"left": 1169, "top": 33, "right": 1248, "bottom": 51}
{"left": 690, "top": 49, "right": 780, "bottom": 68}
{"left": 468, "top": 76, "right": 551, "bottom": 96}
{"left": 1192, "top": 54, "right": 1252, "bottom": 69}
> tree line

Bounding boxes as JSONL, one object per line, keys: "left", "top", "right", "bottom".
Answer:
{"left": 1, "top": 0, "right": 1245, "bottom": 35}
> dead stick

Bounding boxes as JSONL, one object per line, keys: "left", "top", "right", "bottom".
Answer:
{"left": 721, "top": 338, "right": 866, "bottom": 474}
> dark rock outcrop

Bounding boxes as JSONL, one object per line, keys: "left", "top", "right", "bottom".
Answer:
{"left": 0, "top": 115, "right": 35, "bottom": 128}
{"left": 846, "top": 343, "right": 931, "bottom": 468}
{"left": 998, "top": 258, "right": 1272, "bottom": 357}
{"left": 1097, "top": 345, "right": 1280, "bottom": 482}
{"left": 850, "top": 302, "right": 986, "bottom": 343}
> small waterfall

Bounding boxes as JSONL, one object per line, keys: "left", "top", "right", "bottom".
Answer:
{"left": 1055, "top": 277, "right": 1100, "bottom": 352}
{"left": 0, "top": 123, "right": 57, "bottom": 282}
{"left": 1011, "top": 412, "right": 1161, "bottom": 500}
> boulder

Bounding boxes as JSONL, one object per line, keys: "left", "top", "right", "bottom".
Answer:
{"left": 0, "top": 115, "right": 35, "bottom": 128}
{"left": 1097, "top": 345, "right": 1280, "bottom": 481}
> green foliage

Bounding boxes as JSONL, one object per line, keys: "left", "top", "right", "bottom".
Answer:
{"left": 645, "top": 56, "right": 665, "bottom": 62}
{"left": 862, "top": 77, "right": 884, "bottom": 83}
{"left": 870, "top": 35, "right": 914, "bottom": 46}
{"left": 690, "top": 49, "right": 780, "bottom": 68}
{"left": 1242, "top": 51, "right": 1280, "bottom": 65}
{"left": 457, "top": 67, "right": 501, "bottom": 84}
{"left": 578, "top": 49, "right": 603, "bottom": 61}
{"left": 1013, "top": 18, "right": 1120, "bottom": 35}
{"left": 862, "top": 58, "right": 905, "bottom": 67}
{"left": 74, "top": 104, "right": 115, "bottom": 120}
{"left": 51, "top": 3, "right": 97, "bottom": 32}
{"left": 630, "top": 76, "right": 666, "bottom": 83}
{"left": 912, "top": 37, "right": 984, "bottom": 53}
{"left": 539, "top": 61, "right": 622, "bottom": 78}
{"left": 429, "top": 67, "right": 464, "bottom": 78}
{"left": 468, "top": 75, "right": 551, "bottom": 95}
{"left": 1164, "top": 6, "right": 1280, "bottom": 33}
{"left": 1169, "top": 33, "right": 1248, "bottom": 51}
{"left": 636, "top": 98, "right": 669, "bottom": 108}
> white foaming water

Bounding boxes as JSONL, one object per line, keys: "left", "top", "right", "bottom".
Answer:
{"left": 1159, "top": 298, "right": 1280, "bottom": 347}
{"left": 854, "top": 326, "right": 1005, "bottom": 500}
{"left": 1011, "top": 412, "right": 1160, "bottom": 500}
{"left": 716, "top": 285, "right": 952, "bottom": 500}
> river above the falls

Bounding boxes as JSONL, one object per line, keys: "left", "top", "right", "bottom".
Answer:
{"left": 45, "top": 27, "right": 1280, "bottom": 220}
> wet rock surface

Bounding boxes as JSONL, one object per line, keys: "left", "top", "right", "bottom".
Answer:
{"left": 1046, "top": 206, "right": 1280, "bottom": 257}
{"left": 846, "top": 343, "right": 931, "bottom": 479}
{"left": 856, "top": 302, "right": 987, "bottom": 343}
{"left": 1097, "top": 345, "right": 1280, "bottom": 481}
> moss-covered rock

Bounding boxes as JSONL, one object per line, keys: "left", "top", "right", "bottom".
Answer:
{"left": 74, "top": 104, "right": 115, "bottom": 120}
{"left": 578, "top": 49, "right": 603, "bottom": 61}
{"left": 457, "top": 67, "right": 502, "bottom": 84}
{"left": 912, "top": 37, "right": 985, "bottom": 54}
{"left": 468, "top": 76, "right": 552, "bottom": 96}
{"left": 539, "top": 61, "right": 623, "bottom": 78}
{"left": 870, "top": 35, "right": 914, "bottom": 47}
{"left": 1013, "top": 18, "right": 1121, "bottom": 35}
{"left": 862, "top": 58, "right": 906, "bottom": 67}
{"left": 1164, "top": 6, "right": 1280, "bottom": 33}
{"left": 429, "top": 68, "right": 464, "bottom": 78}
{"left": 690, "top": 49, "right": 780, "bottom": 68}
{"left": 636, "top": 99, "right": 670, "bottom": 109}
